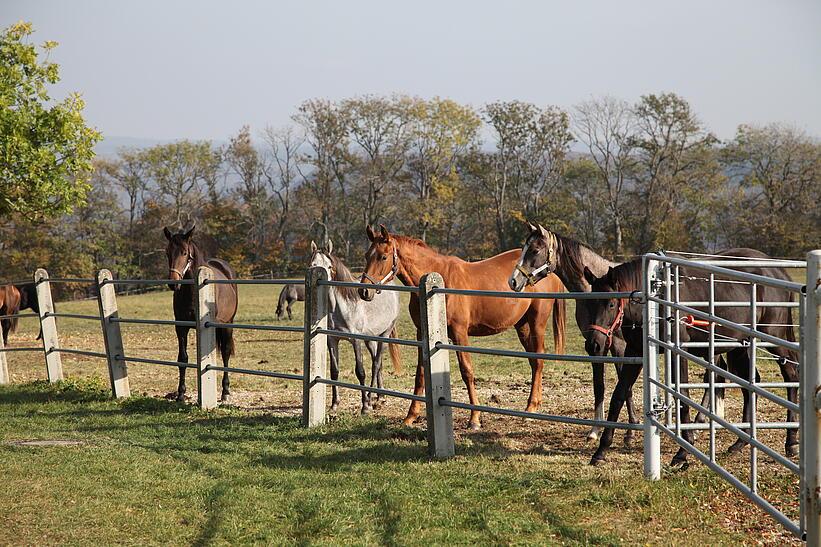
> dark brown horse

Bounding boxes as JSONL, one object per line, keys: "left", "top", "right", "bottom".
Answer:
{"left": 164, "top": 227, "right": 238, "bottom": 402}
{"left": 358, "top": 225, "right": 566, "bottom": 429}
{"left": 0, "top": 283, "right": 40, "bottom": 344}
{"left": 582, "top": 250, "right": 799, "bottom": 466}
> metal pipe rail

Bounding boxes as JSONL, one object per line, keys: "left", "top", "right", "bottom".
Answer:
{"left": 316, "top": 328, "right": 423, "bottom": 348}
{"left": 312, "top": 376, "right": 426, "bottom": 402}
{"left": 650, "top": 296, "right": 800, "bottom": 351}
{"left": 100, "top": 279, "right": 195, "bottom": 286}
{"left": 650, "top": 336, "right": 798, "bottom": 412}
{"left": 205, "top": 279, "right": 302, "bottom": 286}
{"left": 0, "top": 346, "right": 41, "bottom": 353}
{"left": 47, "top": 278, "right": 96, "bottom": 283}
{"left": 0, "top": 312, "right": 38, "bottom": 320}
{"left": 430, "top": 288, "right": 640, "bottom": 300}
{"left": 678, "top": 381, "right": 798, "bottom": 389}
{"left": 111, "top": 317, "right": 197, "bottom": 328}
{"left": 436, "top": 342, "right": 643, "bottom": 365}
{"left": 317, "top": 279, "right": 419, "bottom": 293}
{"left": 205, "top": 365, "right": 302, "bottom": 382}
{"left": 117, "top": 355, "right": 198, "bottom": 369}
{"left": 647, "top": 253, "right": 804, "bottom": 292}
{"left": 679, "top": 301, "right": 799, "bottom": 308}
{"left": 55, "top": 348, "right": 107, "bottom": 359}
{"left": 678, "top": 421, "right": 798, "bottom": 431}
{"left": 206, "top": 321, "right": 303, "bottom": 333}
{"left": 650, "top": 416, "right": 802, "bottom": 539}
{"left": 681, "top": 340, "right": 778, "bottom": 348}
{"left": 46, "top": 312, "right": 102, "bottom": 321}
{"left": 439, "top": 398, "right": 643, "bottom": 430}
{"left": 649, "top": 377, "right": 799, "bottom": 475}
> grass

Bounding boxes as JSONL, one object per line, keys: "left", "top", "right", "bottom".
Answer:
{"left": 0, "top": 283, "right": 804, "bottom": 545}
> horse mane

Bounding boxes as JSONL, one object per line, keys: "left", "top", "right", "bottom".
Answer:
{"left": 330, "top": 254, "right": 360, "bottom": 303}
{"left": 554, "top": 233, "right": 591, "bottom": 280}
{"left": 392, "top": 234, "right": 433, "bottom": 251}
{"left": 605, "top": 258, "right": 643, "bottom": 291}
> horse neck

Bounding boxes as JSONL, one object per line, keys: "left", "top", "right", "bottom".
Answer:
{"left": 393, "top": 236, "right": 448, "bottom": 287}
{"left": 556, "top": 238, "right": 618, "bottom": 292}
{"left": 186, "top": 242, "right": 208, "bottom": 278}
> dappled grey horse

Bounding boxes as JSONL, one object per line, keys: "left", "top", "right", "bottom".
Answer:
{"left": 309, "top": 240, "right": 402, "bottom": 414}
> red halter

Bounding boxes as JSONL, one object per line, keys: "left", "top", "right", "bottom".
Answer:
{"left": 589, "top": 298, "right": 626, "bottom": 350}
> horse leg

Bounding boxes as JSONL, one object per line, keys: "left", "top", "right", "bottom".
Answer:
{"left": 671, "top": 358, "right": 695, "bottom": 467}
{"left": 328, "top": 337, "right": 341, "bottom": 412}
{"left": 369, "top": 340, "right": 385, "bottom": 407}
{"left": 451, "top": 329, "right": 482, "bottom": 430}
{"left": 515, "top": 320, "right": 544, "bottom": 412}
{"left": 353, "top": 340, "right": 370, "bottom": 415}
{"left": 696, "top": 355, "right": 728, "bottom": 423}
{"left": 287, "top": 300, "right": 293, "bottom": 321}
{"left": 402, "top": 329, "right": 425, "bottom": 426}
{"left": 588, "top": 362, "right": 605, "bottom": 441}
{"left": 590, "top": 363, "right": 641, "bottom": 465}
{"left": 175, "top": 326, "right": 190, "bottom": 401}
{"left": 218, "top": 327, "right": 233, "bottom": 402}
{"left": 770, "top": 346, "right": 800, "bottom": 457}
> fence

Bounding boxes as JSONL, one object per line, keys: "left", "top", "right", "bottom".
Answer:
{"left": 0, "top": 252, "right": 819, "bottom": 543}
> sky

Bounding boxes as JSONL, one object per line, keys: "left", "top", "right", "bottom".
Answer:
{"left": 4, "top": 0, "right": 820, "bottom": 143}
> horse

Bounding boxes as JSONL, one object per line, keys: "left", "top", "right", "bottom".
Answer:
{"left": 276, "top": 283, "right": 305, "bottom": 320}
{"left": 0, "top": 285, "right": 22, "bottom": 345}
{"left": 358, "top": 224, "right": 567, "bottom": 430}
{"left": 164, "top": 226, "right": 239, "bottom": 402}
{"left": 309, "top": 240, "right": 401, "bottom": 413}
{"left": 508, "top": 222, "right": 641, "bottom": 444}
{"left": 582, "top": 250, "right": 799, "bottom": 466}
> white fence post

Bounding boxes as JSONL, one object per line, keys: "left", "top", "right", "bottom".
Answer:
{"left": 196, "top": 266, "right": 219, "bottom": 409}
{"left": 303, "top": 266, "right": 329, "bottom": 427}
{"left": 96, "top": 269, "right": 130, "bottom": 398}
{"left": 0, "top": 318, "right": 8, "bottom": 384}
{"left": 419, "top": 272, "right": 455, "bottom": 459}
{"left": 643, "top": 257, "right": 661, "bottom": 480}
{"left": 35, "top": 268, "right": 63, "bottom": 382}
{"left": 802, "top": 250, "right": 821, "bottom": 544}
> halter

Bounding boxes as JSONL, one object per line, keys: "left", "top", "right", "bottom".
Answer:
{"left": 516, "top": 243, "right": 555, "bottom": 286}
{"left": 589, "top": 298, "right": 626, "bottom": 351}
{"left": 169, "top": 258, "right": 192, "bottom": 280}
{"left": 360, "top": 244, "right": 398, "bottom": 294}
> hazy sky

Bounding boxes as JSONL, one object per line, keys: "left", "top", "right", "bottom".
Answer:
{"left": 4, "top": 0, "right": 820, "bottom": 142}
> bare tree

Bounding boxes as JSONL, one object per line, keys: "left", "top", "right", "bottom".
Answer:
{"left": 262, "top": 125, "right": 305, "bottom": 250}
{"left": 573, "top": 97, "right": 636, "bottom": 256}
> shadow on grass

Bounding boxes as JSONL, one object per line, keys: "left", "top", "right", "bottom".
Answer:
{"left": 0, "top": 379, "right": 110, "bottom": 405}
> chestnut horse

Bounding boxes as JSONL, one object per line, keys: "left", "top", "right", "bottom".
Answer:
{"left": 0, "top": 285, "right": 22, "bottom": 345}
{"left": 358, "top": 225, "right": 566, "bottom": 429}
{"left": 164, "top": 226, "right": 239, "bottom": 402}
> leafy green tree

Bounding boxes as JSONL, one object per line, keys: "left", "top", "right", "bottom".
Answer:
{"left": 0, "top": 22, "right": 100, "bottom": 220}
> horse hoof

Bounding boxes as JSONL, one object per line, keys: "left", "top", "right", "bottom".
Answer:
{"left": 727, "top": 441, "right": 746, "bottom": 455}
{"left": 786, "top": 443, "right": 799, "bottom": 458}
{"left": 590, "top": 456, "right": 606, "bottom": 466}
{"left": 468, "top": 422, "right": 481, "bottom": 431}
{"left": 402, "top": 417, "right": 416, "bottom": 427}
{"left": 176, "top": 393, "right": 185, "bottom": 403}
{"left": 361, "top": 406, "right": 372, "bottom": 416}
{"left": 587, "top": 431, "right": 599, "bottom": 442}
{"left": 220, "top": 394, "right": 232, "bottom": 404}
{"left": 670, "top": 458, "right": 689, "bottom": 470}
{"left": 623, "top": 436, "right": 634, "bottom": 448}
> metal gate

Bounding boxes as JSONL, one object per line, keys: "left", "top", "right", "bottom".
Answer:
{"left": 641, "top": 251, "right": 821, "bottom": 543}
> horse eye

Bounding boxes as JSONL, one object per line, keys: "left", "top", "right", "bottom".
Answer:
{"left": 380, "top": 255, "right": 388, "bottom": 261}
{"left": 609, "top": 302, "right": 615, "bottom": 309}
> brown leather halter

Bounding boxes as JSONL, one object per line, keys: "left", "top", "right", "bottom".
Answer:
{"left": 169, "top": 258, "right": 192, "bottom": 280}
{"left": 589, "top": 298, "right": 626, "bottom": 350}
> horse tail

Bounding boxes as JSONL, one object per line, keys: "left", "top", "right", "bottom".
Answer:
{"left": 552, "top": 291, "right": 566, "bottom": 355}
{"left": 388, "top": 324, "right": 402, "bottom": 373}
{"left": 216, "top": 327, "right": 236, "bottom": 358}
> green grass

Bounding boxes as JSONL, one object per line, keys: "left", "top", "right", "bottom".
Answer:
{"left": 0, "top": 284, "right": 803, "bottom": 544}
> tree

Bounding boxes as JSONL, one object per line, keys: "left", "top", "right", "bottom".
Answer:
{"left": 722, "top": 123, "right": 821, "bottom": 255}
{"left": 0, "top": 22, "right": 101, "bottom": 220}
{"left": 630, "top": 93, "right": 721, "bottom": 253}
{"left": 95, "top": 150, "right": 148, "bottom": 237}
{"left": 484, "top": 100, "right": 573, "bottom": 251}
{"left": 262, "top": 125, "right": 304, "bottom": 264}
{"left": 573, "top": 97, "right": 636, "bottom": 256}
{"left": 142, "top": 141, "right": 222, "bottom": 228}
{"left": 406, "top": 97, "right": 481, "bottom": 243}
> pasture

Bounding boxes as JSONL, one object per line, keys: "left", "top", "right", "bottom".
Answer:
{"left": 0, "top": 283, "right": 802, "bottom": 544}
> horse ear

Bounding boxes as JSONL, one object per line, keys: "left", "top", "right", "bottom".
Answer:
{"left": 327, "top": 239, "right": 333, "bottom": 254}
{"left": 379, "top": 224, "right": 391, "bottom": 241}
{"left": 526, "top": 219, "right": 538, "bottom": 232}
{"left": 583, "top": 266, "right": 598, "bottom": 286}
{"left": 310, "top": 241, "right": 317, "bottom": 252}
{"left": 366, "top": 225, "right": 376, "bottom": 242}
{"left": 163, "top": 227, "right": 172, "bottom": 241}
{"left": 537, "top": 223, "right": 549, "bottom": 238}
{"left": 184, "top": 225, "right": 195, "bottom": 239}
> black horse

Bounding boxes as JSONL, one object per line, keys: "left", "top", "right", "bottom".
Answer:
{"left": 164, "top": 227, "right": 239, "bottom": 402}
{"left": 1, "top": 283, "right": 40, "bottom": 344}
{"left": 583, "top": 249, "right": 799, "bottom": 466}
